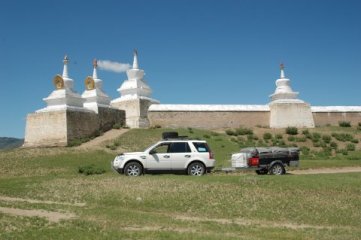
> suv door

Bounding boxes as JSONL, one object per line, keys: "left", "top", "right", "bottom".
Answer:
{"left": 168, "top": 142, "right": 192, "bottom": 170}
{"left": 147, "top": 143, "right": 172, "bottom": 170}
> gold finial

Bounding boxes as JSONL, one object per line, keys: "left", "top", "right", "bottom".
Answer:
{"left": 93, "top": 58, "right": 98, "bottom": 68}
{"left": 63, "top": 55, "right": 69, "bottom": 64}
{"left": 53, "top": 75, "right": 64, "bottom": 90}
{"left": 85, "top": 76, "right": 95, "bottom": 90}
{"left": 280, "top": 63, "right": 285, "bottom": 70}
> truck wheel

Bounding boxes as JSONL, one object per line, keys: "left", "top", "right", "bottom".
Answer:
{"left": 256, "top": 169, "right": 268, "bottom": 175}
{"left": 269, "top": 163, "right": 285, "bottom": 175}
{"left": 187, "top": 162, "right": 205, "bottom": 176}
{"left": 124, "top": 162, "right": 143, "bottom": 176}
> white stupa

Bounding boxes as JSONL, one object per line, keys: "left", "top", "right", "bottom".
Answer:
{"left": 114, "top": 50, "right": 156, "bottom": 101}
{"left": 269, "top": 64, "right": 315, "bottom": 128}
{"left": 81, "top": 59, "right": 111, "bottom": 113}
{"left": 270, "top": 64, "right": 302, "bottom": 102}
{"left": 37, "top": 55, "right": 85, "bottom": 112}
{"left": 111, "top": 50, "right": 159, "bottom": 128}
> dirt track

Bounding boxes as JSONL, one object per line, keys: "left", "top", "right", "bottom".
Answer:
{"left": 76, "top": 129, "right": 128, "bottom": 150}
{"left": 289, "top": 166, "right": 361, "bottom": 175}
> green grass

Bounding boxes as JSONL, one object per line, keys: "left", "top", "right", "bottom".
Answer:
{"left": 1, "top": 128, "right": 361, "bottom": 239}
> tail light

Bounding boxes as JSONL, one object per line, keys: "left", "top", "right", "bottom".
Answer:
{"left": 248, "top": 157, "right": 259, "bottom": 167}
{"left": 209, "top": 151, "right": 214, "bottom": 159}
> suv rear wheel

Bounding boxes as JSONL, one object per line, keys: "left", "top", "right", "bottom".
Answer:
{"left": 187, "top": 162, "right": 205, "bottom": 176}
{"left": 124, "top": 162, "right": 143, "bottom": 176}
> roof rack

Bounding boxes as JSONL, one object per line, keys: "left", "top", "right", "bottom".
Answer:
{"left": 162, "top": 132, "right": 190, "bottom": 140}
{"left": 163, "top": 136, "right": 189, "bottom": 140}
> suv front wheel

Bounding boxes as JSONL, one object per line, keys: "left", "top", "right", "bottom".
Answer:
{"left": 187, "top": 162, "right": 205, "bottom": 176}
{"left": 124, "top": 162, "right": 143, "bottom": 176}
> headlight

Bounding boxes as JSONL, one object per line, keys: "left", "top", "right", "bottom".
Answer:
{"left": 115, "top": 155, "right": 125, "bottom": 161}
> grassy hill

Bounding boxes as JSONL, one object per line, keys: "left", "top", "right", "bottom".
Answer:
{"left": 0, "top": 126, "right": 361, "bottom": 239}
{"left": 102, "top": 126, "right": 361, "bottom": 168}
{"left": 0, "top": 137, "right": 24, "bottom": 150}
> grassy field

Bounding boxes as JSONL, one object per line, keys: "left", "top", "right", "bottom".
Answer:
{"left": 1, "top": 127, "right": 361, "bottom": 239}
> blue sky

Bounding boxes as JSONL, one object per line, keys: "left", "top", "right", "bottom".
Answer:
{"left": 1, "top": 0, "right": 360, "bottom": 138}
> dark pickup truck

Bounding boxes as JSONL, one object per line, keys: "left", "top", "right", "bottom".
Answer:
{"left": 231, "top": 147, "right": 300, "bottom": 175}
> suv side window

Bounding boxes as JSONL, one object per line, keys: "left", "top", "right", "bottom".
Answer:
{"left": 152, "top": 143, "right": 170, "bottom": 153}
{"left": 192, "top": 142, "right": 209, "bottom": 152}
{"left": 169, "top": 142, "right": 191, "bottom": 153}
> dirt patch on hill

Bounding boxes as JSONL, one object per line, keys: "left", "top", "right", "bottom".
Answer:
{"left": 76, "top": 129, "right": 129, "bottom": 150}
{"left": 289, "top": 166, "right": 361, "bottom": 175}
{"left": 0, "top": 207, "right": 75, "bottom": 223}
{"left": 0, "top": 195, "right": 85, "bottom": 207}
{"left": 174, "top": 215, "right": 352, "bottom": 231}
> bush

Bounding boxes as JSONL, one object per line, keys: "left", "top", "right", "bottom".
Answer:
{"left": 275, "top": 134, "right": 283, "bottom": 139}
{"left": 332, "top": 133, "right": 354, "bottom": 142}
{"left": 277, "top": 140, "right": 286, "bottom": 147}
{"left": 287, "top": 136, "right": 295, "bottom": 142}
{"left": 337, "top": 149, "right": 349, "bottom": 155}
{"left": 247, "top": 134, "right": 254, "bottom": 141}
{"left": 68, "top": 137, "right": 91, "bottom": 147}
{"left": 113, "top": 123, "right": 122, "bottom": 129}
{"left": 351, "top": 139, "right": 359, "bottom": 144}
{"left": 236, "top": 127, "right": 253, "bottom": 135}
{"left": 322, "top": 135, "right": 332, "bottom": 144}
{"left": 346, "top": 143, "right": 356, "bottom": 151}
{"left": 300, "top": 146, "right": 310, "bottom": 155}
{"left": 257, "top": 139, "right": 266, "bottom": 146}
{"left": 203, "top": 134, "right": 210, "bottom": 139}
{"left": 237, "top": 136, "right": 245, "bottom": 142}
{"left": 295, "top": 137, "right": 307, "bottom": 142}
{"left": 225, "top": 130, "right": 235, "bottom": 136}
{"left": 312, "top": 132, "right": 321, "bottom": 140}
{"left": 339, "top": 121, "right": 351, "bottom": 127}
{"left": 302, "top": 129, "right": 309, "bottom": 135}
{"left": 78, "top": 165, "right": 106, "bottom": 175}
{"left": 263, "top": 132, "right": 272, "bottom": 140}
{"left": 286, "top": 127, "right": 298, "bottom": 135}
{"left": 330, "top": 142, "right": 338, "bottom": 150}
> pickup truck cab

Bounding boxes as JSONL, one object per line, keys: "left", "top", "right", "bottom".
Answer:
{"left": 231, "top": 147, "right": 299, "bottom": 175}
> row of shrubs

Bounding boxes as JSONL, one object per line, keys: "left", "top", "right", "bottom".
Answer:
{"left": 338, "top": 121, "right": 361, "bottom": 129}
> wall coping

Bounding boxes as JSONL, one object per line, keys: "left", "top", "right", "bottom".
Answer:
{"left": 311, "top": 106, "right": 361, "bottom": 112}
{"left": 149, "top": 104, "right": 270, "bottom": 112}
{"left": 149, "top": 104, "right": 361, "bottom": 113}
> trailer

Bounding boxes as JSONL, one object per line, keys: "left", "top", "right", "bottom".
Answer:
{"left": 229, "top": 147, "right": 300, "bottom": 175}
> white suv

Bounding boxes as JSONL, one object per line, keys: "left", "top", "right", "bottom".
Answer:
{"left": 111, "top": 136, "right": 215, "bottom": 176}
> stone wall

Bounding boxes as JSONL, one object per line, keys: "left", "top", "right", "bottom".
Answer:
{"left": 66, "top": 110, "right": 99, "bottom": 143}
{"left": 24, "top": 110, "right": 69, "bottom": 147}
{"left": 148, "top": 111, "right": 270, "bottom": 129}
{"left": 24, "top": 107, "right": 125, "bottom": 147}
{"left": 149, "top": 109, "right": 361, "bottom": 129}
{"left": 269, "top": 101, "right": 315, "bottom": 128}
{"left": 97, "top": 107, "right": 125, "bottom": 131}
{"left": 313, "top": 111, "right": 361, "bottom": 126}
{"left": 111, "top": 98, "right": 154, "bottom": 128}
